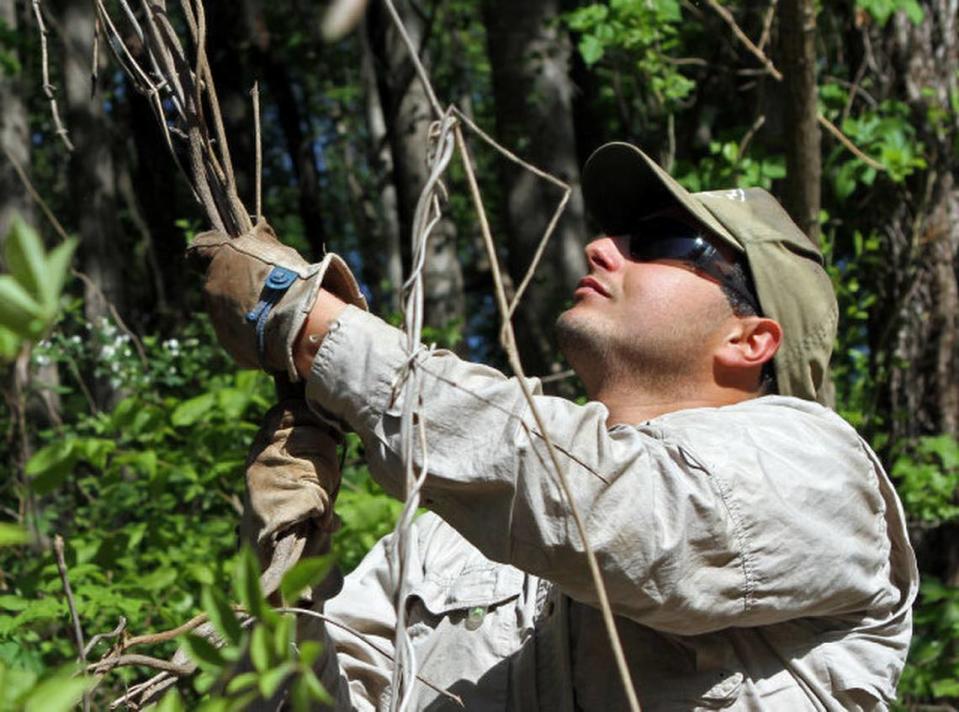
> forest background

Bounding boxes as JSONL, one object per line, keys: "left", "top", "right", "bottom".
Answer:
{"left": 0, "top": 0, "right": 957, "bottom": 709}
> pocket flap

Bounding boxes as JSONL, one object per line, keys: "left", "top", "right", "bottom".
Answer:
{"left": 409, "top": 565, "right": 525, "bottom": 616}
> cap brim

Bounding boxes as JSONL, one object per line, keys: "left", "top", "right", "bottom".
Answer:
{"left": 581, "top": 142, "right": 741, "bottom": 253}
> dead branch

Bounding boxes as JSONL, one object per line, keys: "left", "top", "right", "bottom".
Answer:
{"left": 817, "top": 113, "right": 885, "bottom": 171}
{"left": 704, "top": 0, "right": 783, "bottom": 80}
{"left": 84, "top": 617, "right": 127, "bottom": 658}
{"left": 53, "top": 535, "right": 90, "bottom": 712}
{"left": 31, "top": 0, "right": 74, "bottom": 150}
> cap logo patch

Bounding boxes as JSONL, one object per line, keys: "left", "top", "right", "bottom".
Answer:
{"left": 722, "top": 188, "right": 746, "bottom": 202}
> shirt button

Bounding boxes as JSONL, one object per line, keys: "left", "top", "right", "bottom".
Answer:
{"left": 465, "top": 606, "right": 487, "bottom": 630}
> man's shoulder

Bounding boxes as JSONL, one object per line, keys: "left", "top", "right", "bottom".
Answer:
{"left": 650, "top": 395, "right": 861, "bottom": 449}
{"left": 645, "top": 395, "right": 877, "bottom": 489}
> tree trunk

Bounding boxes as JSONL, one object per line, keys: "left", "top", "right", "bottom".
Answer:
{"left": 863, "top": 1, "right": 959, "bottom": 587}
{"left": 56, "top": 0, "right": 125, "bottom": 408}
{"left": 359, "top": 19, "right": 403, "bottom": 313}
{"left": 246, "top": 1, "right": 331, "bottom": 258}
{"left": 780, "top": 0, "right": 822, "bottom": 242}
{"left": 482, "top": 0, "right": 587, "bottom": 379}
{"left": 874, "top": 1, "right": 959, "bottom": 445}
{"left": 0, "top": 0, "right": 30, "bottom": 241}
{"left": 366, "top": 0, "right": 466, "bottom": 337}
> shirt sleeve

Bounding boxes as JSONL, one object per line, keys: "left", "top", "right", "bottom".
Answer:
{"left": 305, "top": 306, "right": 895, "bottom": 635}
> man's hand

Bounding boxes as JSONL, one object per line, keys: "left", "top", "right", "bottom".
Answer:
{"left": 187, "top": 220, "right": 366, "bottom": 380}
{"left": 243, "top": 398, "right": 342, "bottom": 577}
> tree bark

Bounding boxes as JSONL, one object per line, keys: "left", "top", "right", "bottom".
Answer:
{"left": 873, "top": 1, "right": 959, "bottom": 445}
{"left": 366, "top": 0, "right": 466, "bottom": 336}
{"left": 780, "top": 0, "right": 822, "bottom": 242}
{"left": 359, "top": 19, "right": 403, "bottom": 313}
{"left": 55, "top": 0, "right": 125, "bottom": 408}
{"left": 0, "top": 0, "right": 30, "bottom": 241}
{"left": 482, "top": 0, "right": 587, "bottom": 378}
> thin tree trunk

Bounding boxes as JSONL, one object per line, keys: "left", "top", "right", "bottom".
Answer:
{"left": 780, "top": 0, "right": 822, "bottom": 242}
{"left": 482, "top": 0, "right": 587, "bottom": 379}
{"left": 56, "top": 0, "right": 125, "bottom": 409}
{"left": 0, "top": 0, "right": 30, "bottom": 241}
{"left": 367, "top": 0, "right": 466, "bottom": 337}
{"left": 360, "top": 19, "right": 402, "bottom": 313}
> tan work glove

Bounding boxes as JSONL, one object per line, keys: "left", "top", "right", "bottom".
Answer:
{"left": 187, "top": 220, "right": 367, "bottom": 380}
{"left": 242, "top": 397, "right": 344, "bottom": 602}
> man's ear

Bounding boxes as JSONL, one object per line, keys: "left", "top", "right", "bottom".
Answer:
{"left": 715, "top": 317, "right": 783, "bottom": 370}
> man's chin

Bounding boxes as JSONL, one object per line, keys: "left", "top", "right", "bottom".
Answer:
{"left": 555, "top": 309, "right": 608, "bottom": 372}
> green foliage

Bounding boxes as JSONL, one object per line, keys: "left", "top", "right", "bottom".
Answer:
{"left": 160, "top": 547, "right": 331, "bottom": 710}
{"left": 819, "top": 90, "right": 926, "bottom": 198}
{"left": 675, "top": 140, "right": 786, "bottom": 192}
{"left": 0, "top": 217, "right": 76, "bottom": 361}
{"left": 856, "top": 0, "right": 924, "bottom": 27}
{"left": 892, "top": 436, "right": 959, "bottom": 524}
{"left": 0, "top": 18, "right": 21, "bottom": 77}
{"left": 898, "top": 577, "right": 959, "bottom": 705}
{"left": 0, "top": 290, "right": 397, "bottom": 705}
{"left": 564, "top": 0, "right": 694, "bottom": 110}
{"left": 0, "top": 662, "right": 93, "bottom": 712}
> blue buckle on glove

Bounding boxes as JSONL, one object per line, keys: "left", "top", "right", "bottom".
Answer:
{"left": 246, "top": 266, "right": 299, "bottom": 369}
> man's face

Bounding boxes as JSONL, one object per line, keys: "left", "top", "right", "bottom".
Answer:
{"left": 556, "top": 232, "right": 735, "bottom": 391}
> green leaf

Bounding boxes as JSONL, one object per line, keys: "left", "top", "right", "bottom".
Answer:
{"left": 4, "top": 217, "right": 47, "bottom": 303}
{"left": 301, "top": 667, "right": 331, "bottom": 703}
{"left": 153, "top": 688, "right": 186, "bottom": 712}
{"left": 41, "top": 238, "right": 77, "bottom": 310}
{"left": 235, "top": 545, "right": 269, "bottom": 621}
{"left": 273, "top": 614, "right": 293, "bottom": 660}
{"left": 0, "top": 325, "right": 21, "bottom": 361}
{"left": 216, "top": 387, "right": 250, "bottom": 420}
{"left": 250, "top": 625, "right": 271, "bottom": 672}
{"left": 0, "top": 523, "right": 27, "bottom": 547}
{"left": 23, "top": 667, "right": 92, "bottom": 712}
{"left": 579, "top": 34, "right": 605, "bottom": 65}
{"left": 0, "top": 275, "right": 44, "bottom": 337}
{"left": 258, "top": 661, "right": 295, "bottom": 699}
{"left": 139, "top": 567, "right": 178, "bottom": 591}
{"left": 182, "top": 634, "right": 227, "bottom": 670}
{"left": 225, "top": 671, "right": 258, "bottom": 694}
{"left": 299, "top": 640, "right": 324, "bottom": 668}
{"left": 202, "top": 586, "right": 243, "bottom": 646}
{"left": 171, "top": 392, "right": 216, "bottom": 427}
{"left": 280, "top": 556, "right": 333, "bottom": 604}
{"left": 25, "top": 439, "right": 77, "bottom": 495}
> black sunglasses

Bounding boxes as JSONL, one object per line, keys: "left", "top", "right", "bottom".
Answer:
{"left": 621, "top": 217, "right": 760, "bottom": 313}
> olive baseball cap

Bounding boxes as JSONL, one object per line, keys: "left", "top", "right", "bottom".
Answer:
{"left": 581, "top": 141, "right": 838, "bottom": 403}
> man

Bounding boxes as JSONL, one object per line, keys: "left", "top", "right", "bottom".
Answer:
{"left": 191, "top": 142, "right": 918, "bottom": 710}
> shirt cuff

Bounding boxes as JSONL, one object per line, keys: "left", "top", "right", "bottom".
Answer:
{"left": 304, "top": 305, "right": 410, "bottom": 435}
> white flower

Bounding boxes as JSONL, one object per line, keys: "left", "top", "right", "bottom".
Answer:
{"left": 102, "top": 344, "right": 116, "bottom": 359}
{"left": 70, "top": 335, "right": 82, "bottom": 345}
{"left": 35, "top": 355, "right": 50, "bottom": 367}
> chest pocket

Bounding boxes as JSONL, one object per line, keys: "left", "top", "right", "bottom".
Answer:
{"left": 405, "top": 564, "right": 526, "bottom": 657}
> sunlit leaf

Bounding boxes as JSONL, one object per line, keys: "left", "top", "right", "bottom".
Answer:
{"left": 4, "top": 217, "right": 47, "bottom": 303}
{"left": 23, "top": 666, "right": 92, "bottom": 712}
{"left": 258, "top": 661, "right": 294, "bottom": 699}
{"left": 171, "top": 392, "right": 216, "bottom": 427}
{"left": 25, "top": 439, "right": 77, "bottom": 495}
{"left": 279, "top": 555, "right": 333, "bottom": 604}
{"left": 0, "top": 275, "right": 44, "bottom": 337}
{"left": 0, "top": 523, "right": 28, "bottom": 547}
{"left": 202, "top": 586, "right": 243, "bottom": 646}
{"left": 182, "top": 634, "right": 226, "bottom": 670}
{"left": 250, "top": 625, "right": 271, "bottom": 672}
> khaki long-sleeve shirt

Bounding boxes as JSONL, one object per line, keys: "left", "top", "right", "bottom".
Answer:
{"left": 304, "top": 307, "right": 918, "bottom": 711}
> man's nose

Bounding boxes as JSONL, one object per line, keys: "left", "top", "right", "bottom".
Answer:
{"left": 585, "top": 236, "right": 626, "bottom": 272}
